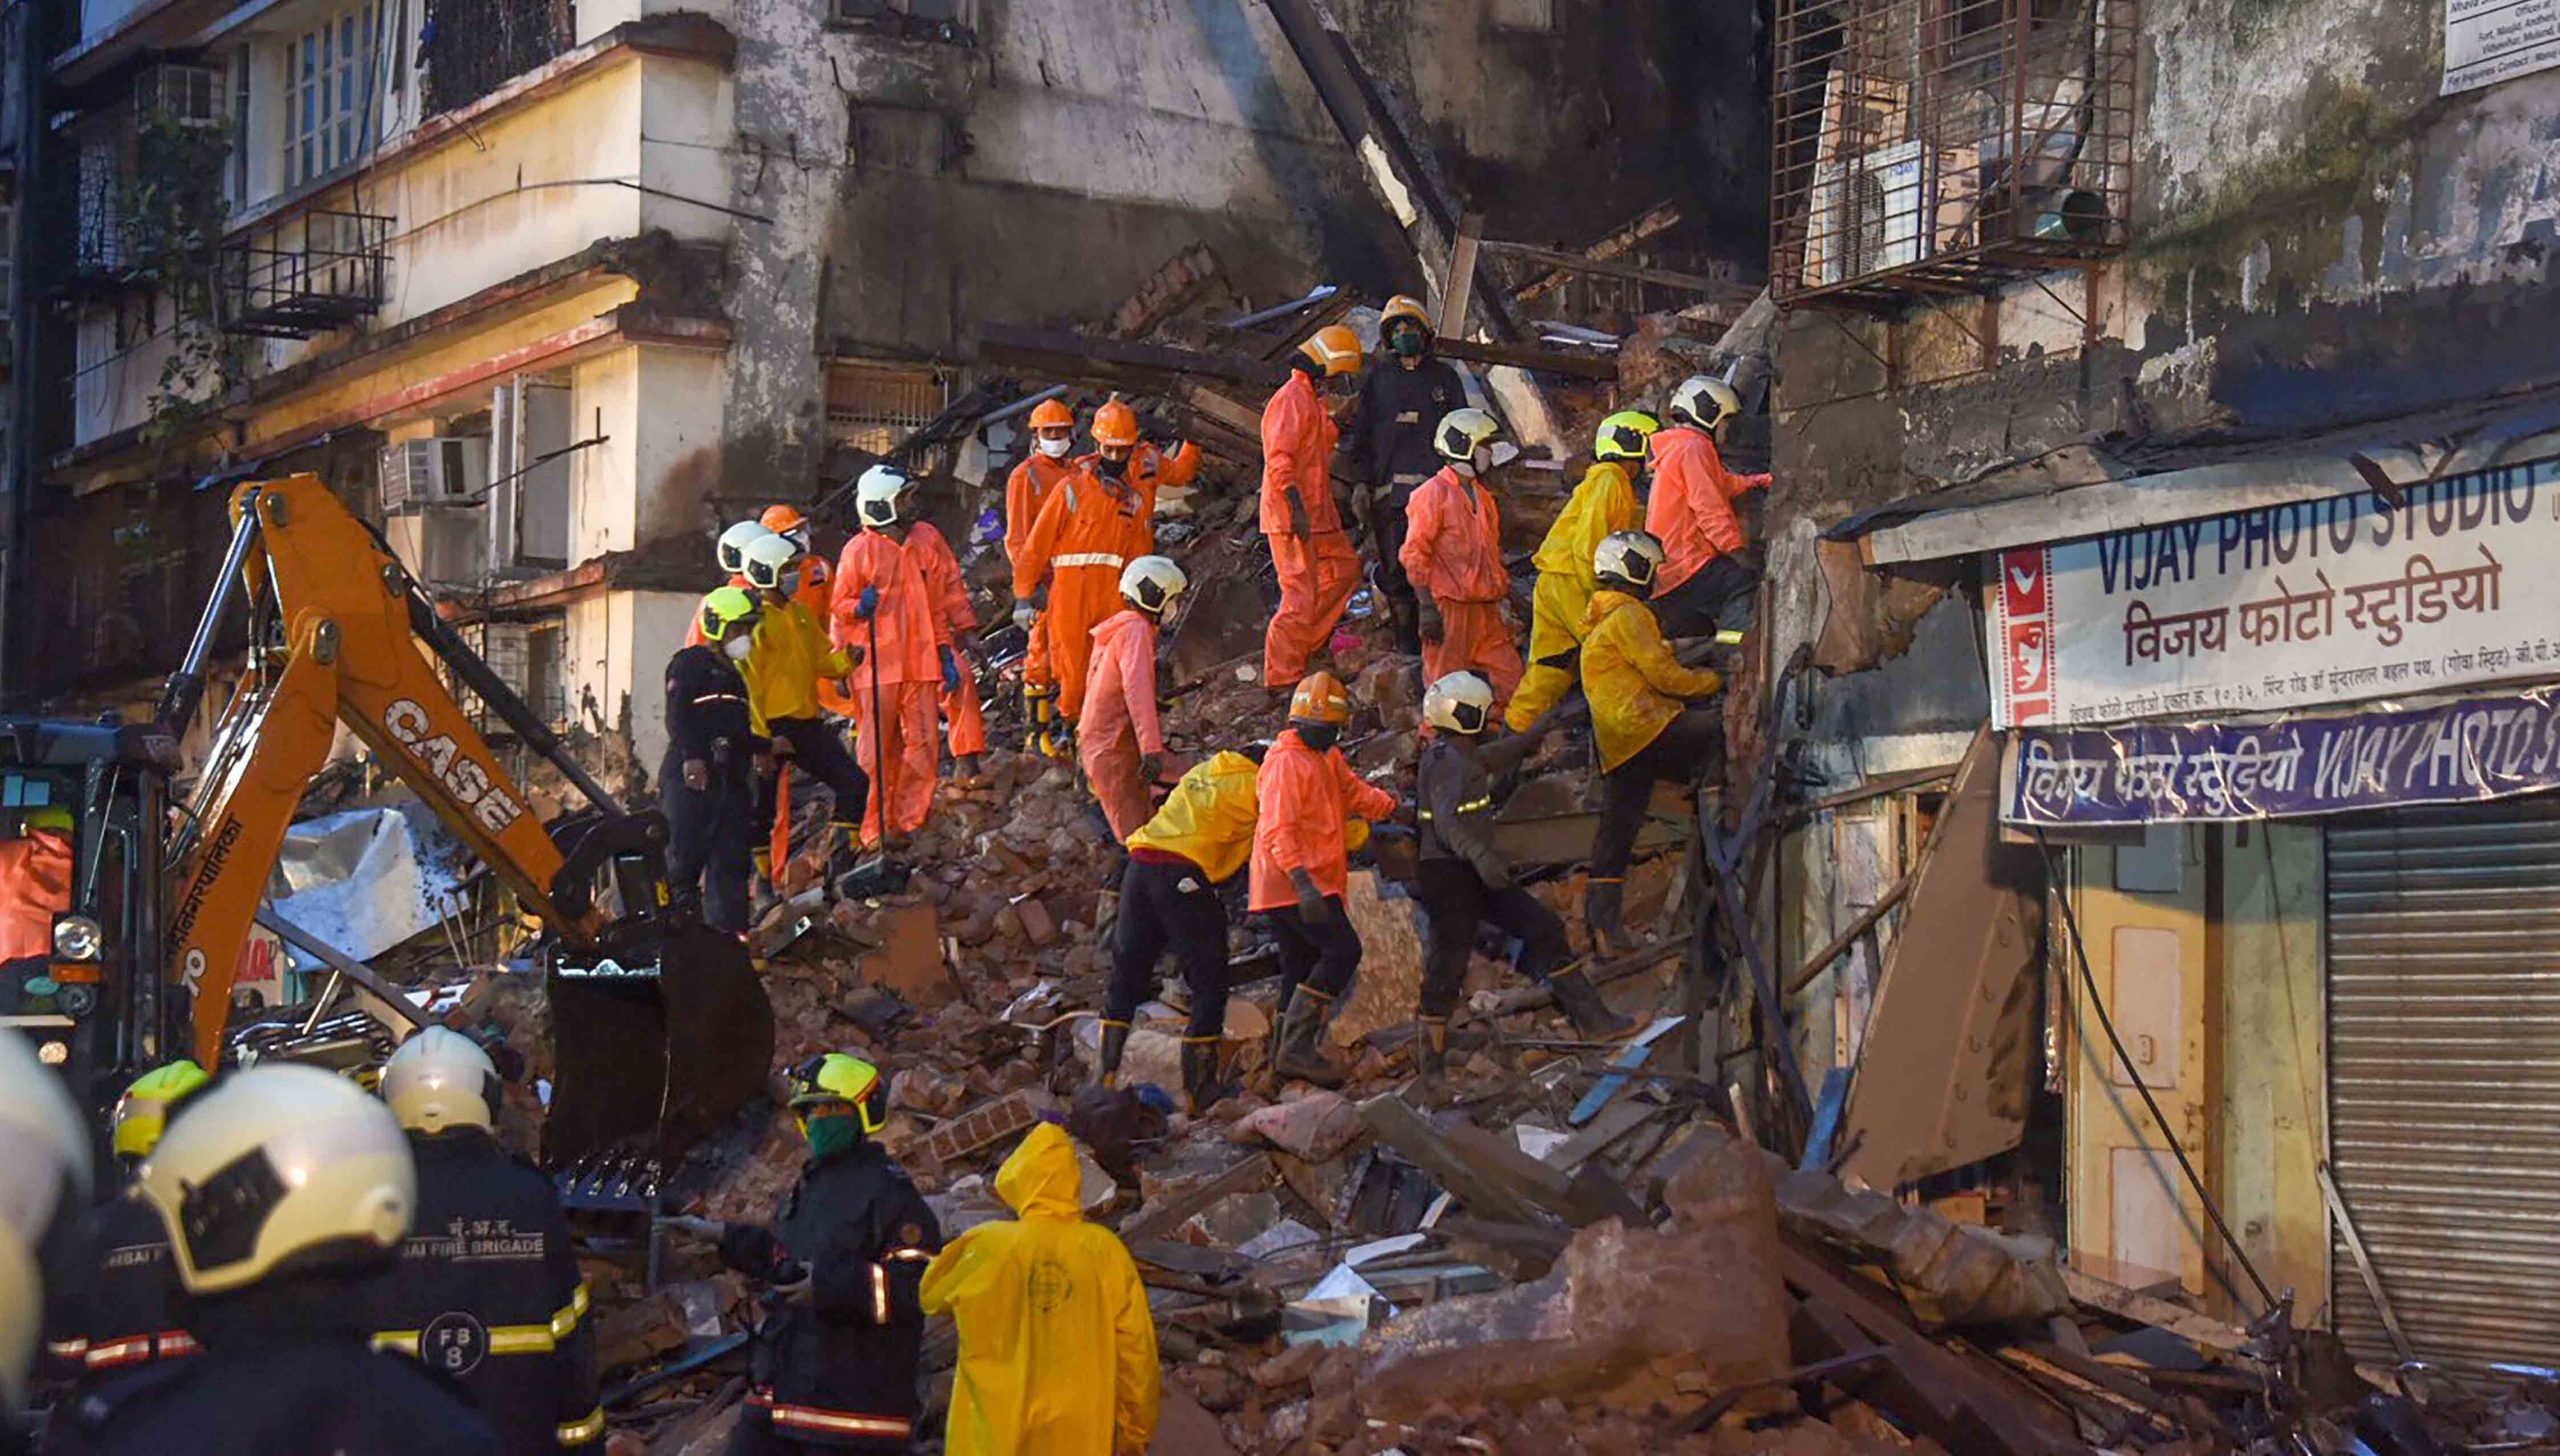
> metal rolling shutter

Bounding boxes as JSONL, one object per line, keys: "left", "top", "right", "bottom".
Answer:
{"left": 2326, "top": 802, "right": 2560, "bottom": 1370}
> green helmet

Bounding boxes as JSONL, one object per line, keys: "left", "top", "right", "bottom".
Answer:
{"left": 697, "top": 585, "right": 762, "bottom": 645}
{"left": 787, "top": 1052, "right": 889, "bottom": 1135}
{"left": 1593, "top": 410, "right": 1661, "bottom": 465}
{"left": 113, "top": 1059, "right": 213, "bottom": 1160}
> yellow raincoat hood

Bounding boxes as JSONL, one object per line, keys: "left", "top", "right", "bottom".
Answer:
{"left": 994, "top": 1122, "right": 1083, "bottom": 1221}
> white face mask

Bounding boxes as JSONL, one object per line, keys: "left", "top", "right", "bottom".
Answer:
{"left": 1036, "top": 435, "right": 1072, "bottom": 459}
{"left": 723, "top": 634, "right": 754, "bottom": 661}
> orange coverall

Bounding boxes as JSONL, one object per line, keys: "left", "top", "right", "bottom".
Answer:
{"left": 1247, "top": 728, "right": 1398, "bottom": 915}
{"left": 833, "top": 531, "right": 942, "bottom": 843}
{"left": 1005, "top": 453, "right": 1078, "bottom": 689}
{"left": 1078, "top": 441, "right": 1202, "bottom": 517}
{"left": 1645, "top": 426, "right": 1767, "bottom": 596}
{"left": 1013, "top": 466, "right": 1153, "bottom": 723}
{"left": 1259, "top": 372, "right": 1360, "bottom": 687}
{"left": 1399, "top": 465, "right": 1523, "bottom": 711}
{"left": 1079, "top": 608, "right": 1165, "bottom": 843}
{"left": 0, "top": 829, "right": 73, "bottom": 962}
{"left": 904, "top": 520, "right": 986, "bottom": 758}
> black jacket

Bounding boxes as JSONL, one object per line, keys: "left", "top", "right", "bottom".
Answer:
{"left": 49, "top": 1192, "right": 194, "bottom": 1386}
{"left": 1343, "top": 356, "right": 1467, "bottom": 496}
{"left": 1418, "top": 733, "right": 1542, "bottom": 886}
{"left": 662, "top": 644, "right": 756, "bottom": 790}
{"left": 722, "top": 1141, "right": 941, "bottom": 1450}
{"left": 361, "top": 1129, "right": 601, "bottom": 1454}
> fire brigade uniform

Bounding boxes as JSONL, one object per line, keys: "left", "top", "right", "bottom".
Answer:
{"left": 1078, "top": 608, "right": 1166, "bottom": 844}
{"left": 1259, "top": 371, "right": 1361, "bottom": 686}
{"left": 1413, "top": 735, "right": 1593, "bottom": 1031}
{"left": 1508, "top": 459, "right": 1640, "bottom": 731}
{"left": 44, "top": 1193, "right": 196, "bottom": 1391}
{"left": 1344, "top": 352, "right": 1465, "bottom": 651}
{"left": 663, "top": 642, "right": 758, "bottom": 934}
{"left": 743, "top": 600, "right": 871, "bottom": 841}
{"left": 1004, "top": 452, "right": 1077, "bottom": 693}
{"left": 1250, "top": 727, "right": 1398, "bottom": 1007}
{"left": 1583, "top": 587, "right": 1725, "bottom": 944}
{"left": 1013, "top": 465, "right": 1152, "bottom": 723}
{"left": 833, "top": 531, "right": 944, "bottom": 843}
{"left": 365, "top": 1127, "right": 603, "bottom": 1455}
{"left": 1079, "top": 439, "right": 1201, "bottom": 517}
{"left": 1400, "top": 465, "right": 1523, "bottom": 713}
{"left": 903, "top": 520, "right": 986, "bottom": 761}
{"left": 1644, "top": 426, "right": 1766, "bottom": 636}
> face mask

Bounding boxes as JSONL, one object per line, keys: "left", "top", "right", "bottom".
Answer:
{"left": 1095, "top": 454, "right": 1129, "bottom": 480}
{"left": 1294, "top": 722, "right": 1341, "bottom": 753}
{"left": 778, "top": 568, "right": 802, "bottom": 597}
{"left": 1036, "top": 434, "right": 1072, "bottom": 459}
{"left": 724, "top": 634, "right": 754, "bottom": 661}
{"left": 803, "top": 1110, "right": 863, "bottom": 1161}
{"left": 1389, "top": 325, "right": 1427, "bottom": 359}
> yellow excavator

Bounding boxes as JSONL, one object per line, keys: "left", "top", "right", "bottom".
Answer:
{"left": 0, "top": 474, "right": 772, "bottom": 1182}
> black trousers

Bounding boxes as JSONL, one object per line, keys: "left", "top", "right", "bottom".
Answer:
{"left": 757, "top": 717, "right": 871, "bottom": 832}
{"left": 1592, "top": 708, "right": 1725, "bottom": 882}
{"left": 1262, "top": 896, "right": 1363, "bottom": 1002}
{"left": 1413, "top": 859, "right": 1572, "bottom": 1019}
{"left": 664, "top": 757, "right": 755, "bottom": 934}
{"left": 1107, "top": 856, "right": 1230, "bottom": 1038}
{"left": 1365, "top": 479, "right": 1425, "bottom": 654}
{"left": 1652, "top": 552, "right": 1757, "bottom": 638}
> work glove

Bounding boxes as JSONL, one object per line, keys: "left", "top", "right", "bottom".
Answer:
{"left": 1290, "top": 869, "right": 1334, "bottom": 926}
{"left": 1418, "top": 599, "right": 1445, "bottom": 646}
{"left": 940, "top": 646, "right": 962, "bottom": 695}
{"left": 1138, "top": 751, "right": 1164, "bottom": 785}
{"left": 1013, "top": 599, "right": 1039, "bottom": 632}
{"left": 844, "top": 644, "right": 868, "bottom": 670}
{"left": 681, "top": 759, "right": 708, "bottom": 792}
{"left": 854, "top": 585, "right": 881, "bottom": 621}
{"left": 1286, "top": 487, "right": 1313, "bottom": 541}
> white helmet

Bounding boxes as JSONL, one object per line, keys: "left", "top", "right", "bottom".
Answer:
{"left": 1668, "top": 374, "right": 1742, "bottom": 433}
{"left": 1593, "top": 530, "right": 1667, "bottom": 594}
{"left": 0, "top": 1031, "right": 92, "bottom": 1414}
{"left": 380, "top": 1025, "right": 499, "bottom": 1135}
{"left": 742, "top": 531, "right": 805, "bottom": 594}
{"left": 1422, "top": 671, "right": 1496, "bottom": 736}
{"left": 137, "top": 1064, "right": 416, "bottom": 1296}
{"left": 717, "top": 520, "right": 775, "bottom": 577}
{"left": 1119, "top": 555, "right": 1188, "bottom": 617}
{"left": 1433, "top": 407, "right": 1502, "bottom": 465}
{"left": 855, "top": 463, "right": 910, "bottom": 529}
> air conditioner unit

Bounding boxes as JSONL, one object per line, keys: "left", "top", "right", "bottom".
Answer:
{"left": 136, "top": 64, "right": 225, "bottom": 130}
{"left": 381, "top": 437, "right": 491, "bottom": 511}
{"left": 1802, "top": 141, "right": 1978, "bottom": 289}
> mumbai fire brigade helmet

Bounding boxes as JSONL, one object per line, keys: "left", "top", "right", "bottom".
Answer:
{"left": 1297, "top": 324, "right": 1365, "bottom": 378}
{"left": 1092, "top": 399, "right": 1142, "bottom": 450}
{"left": 1287, "top": 670, "right": 1353, "bottom": 728}
{"left": 113, "top": 1058, "right": 214, "bottom": 1161}
{"left": 135, "top": 1063, "right": 415, "bottom": 1297}
{"left": 759, "top": 503, "right": 813, "bottom": 551}
{"left": 1669, "top": 374, "right": 1743, "bottom": 433}
{"left": 1593, "top": 410, "right": 1662, "bottom": 465}
{"left": 1119, "top": 555, "right": 1188, "bottom": 618}
{"left": 855, "top": 463, "right": 911, "bottom": 529}
{"left": 1379, "top": 294, "right": 1432, "bottom": 331}
{"left": 786, "top": 1052, "right": 890, "bottom": 1136}
{"left": 1434, "top": 407, "right": 1503, "bottom": 465}
{"left": 717, "top": 520, "right": 775, "bottom": 577}
{"left": 742, "top": 532, "right": 806, "bottom": 594}
{"left": 0, "top": 1030, "right": 93, "bottom": 1414}
{"left": 697, "top": 585, "right": 762, "bottom": 645}
{"left": 1594, "top": 530, "right": 1667, "bottom": 596}
{"left": 1423, "top": 671, "right": 1497, "bottom": 737}
{"left": 380, "top": 1025, "right": 501, "bottom": 1136}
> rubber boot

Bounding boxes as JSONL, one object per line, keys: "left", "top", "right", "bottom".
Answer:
{"left": 1180, "top": 1036, "right": 1235, "bottom": 1115}
{"left": 1549, "top": 963, "right": 1635, "bottom": 1041}
{"left": 954, "top": 753, "right": 983, "bottom": 784}
{"left": 1095, "top": 1019, "right": 1130, "bottom": 1090}
{"left": 1584, "top": 875, "right": 1636, "bottom": 958}
{"left": 1413, "top": 1015, "right": 1449, "bottom": 1082}
{"left": 1272, "top": 987, "right": 1348, "bottom": 1088}
{"left": 1023, "top": 685, "right": 1053, "bottom": 756}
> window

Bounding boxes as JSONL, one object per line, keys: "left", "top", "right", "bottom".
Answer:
{"left": 284, "top": 5, "right": 379, "bottom": 188}
{"left": 420, "top": 0, "right": 570, "bottom": 118}
{"left": 825, "top": 363, "right": 947, "bottom": 455}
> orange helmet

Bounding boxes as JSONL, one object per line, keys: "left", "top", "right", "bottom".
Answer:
{"left": 1297, "top": 324, "right": 1364, "bottom": 378}
{"left": 1287, "top": 670, "right": 1352, "bottom": 727}
{"left": 1028, "top": 398, "right": 1075, "bottom": 432}
{"left": 759, "top": 504, "right": 808, "bottom": 535}
{"left": 1093, "top": 399, "right": 1141, "bottom": 449}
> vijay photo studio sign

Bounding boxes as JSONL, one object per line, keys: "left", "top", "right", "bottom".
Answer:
{"left": 1985, "top": 455, "right": 2560, "bottom": 730}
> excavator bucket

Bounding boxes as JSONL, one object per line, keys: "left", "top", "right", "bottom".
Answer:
{"left": 544, "top": 924, "right": 773, "bottom": 1173}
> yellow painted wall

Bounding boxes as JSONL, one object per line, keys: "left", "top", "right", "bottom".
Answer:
{"left": 2212, "top": 822, "right": 2330, "bottom": 1328}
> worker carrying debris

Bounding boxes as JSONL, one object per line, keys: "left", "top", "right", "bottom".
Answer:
{"left": 1343, "top": 294, "right": 1465, "bottom": 656}
{"left": 43, "top": 1061, "right": 209, "bottom": 1401}
{"left": 4, "top": 1031, "right": 92, "bottom": 1439}
{"left": 665, "top": 587, "right": 764, "bottom": 934}
{"left": 1253, "top": 671, "right": 1400, "bottom": 1088}
{"left": 741, "top": 532, "right": 871, "bottom": 858}
{"left": 714, "top": 1054, "right": 940, "bottom": 1454}
{"left": 833, "top": 465, "right": 950, "bottom": 848}
{"left": 50, "top": 1065, "right": 503, "bottom": 1455}
{"left": 1580, "top": 531, "right": 1725, "bottom": 957}
{"left": 1507, "top": 411, "right": 1659, "bottom": 731}
{"left": 1013, "top": 403, "right": 1156, "bottom": 727}
{"left": 900, "top": 487, "right": 989, "bottom": 784}
{"left": 1414, "top": 672, "right": 1632, "bottom": 1080}
{"left": 1401, "top": 407, "right": 1524, "bottom": 718}
{"left": 1080, "top": 556, "right": 1188, "bottom": 844}
{"left": 1645, "top": 375, "right": 1769, "bottom": 638}
{"left": 365, "top": 1028, "right": 603, "bottom": 1454}
{"left": 920, "top": 1122, "right": 1159, "bottom": 1456}
{"left": 1006, "top": 398, "right": 1082, "bottom": 756}
{"left": 1260, "top": 325, "right": 1367, "bottom": 688}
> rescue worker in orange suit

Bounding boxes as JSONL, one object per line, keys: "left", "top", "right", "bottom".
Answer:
{"left": 740, "top": 532, "right": 870, "bottom": 856}
{"left": 832, "top": 465, "right": 948, "bottom": 847}
{"left": 366, "top": 1029, "right": 603, "bottom": 1456}
{"left": 1400, "top": 407, "right": 1524, "bottom": 718}
{"left": 1080, "top": 396, "right": 1201, "bottom": 516}
{"left": 1253, "top": 671, "right": 1398, "bottom": 1087}
{"left": 1006, "top": 398, "right": 1082, "bottom": 753}
{"left": 919, "top": 1123, "right": 1158, "bottom": 1456}
{"left": 1412, "top": 673, "right": 1630, "bottom": 1085}
{"left": 1344, "top": 294, "right": 1465, "bottom": 655}
{"left": 43, "top": 1062, "right": 211, "bottom": 1408}
{"left": 1012, "top": 418, "right": 1154, "bottom": 728}
{"left": 0, "top": 810, "right": 73, "bottom": 1012}
{"left": 1260, "top": 325, "right": 1365, "bottom": 688}
{"left": 1645, "top": 374, "right": 1769, "bottom": 637}
{"left": 897, "top": 490, "right": 987, "bottom": 783}
{"left": 1080, "top": 556, "right": 1188, "bottom": 844}
{"left": 1581, "top": 531, "right": 1725, "bottom": 956}
{"left": 709, "top": 1054, "right": 939, "bottom": 1455}
{"left": 1508, "top": 411, "right": 1659, "bottom": 732}
{"left": 683, "top": 521, "right": 775, "bottom": 646}
{"left": 664, "top": 588, "right": 763, "bottom": 934}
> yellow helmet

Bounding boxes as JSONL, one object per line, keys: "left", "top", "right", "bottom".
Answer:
{"left": 1379, "top": 294, "right": 1431, "bottom": 329}
{"left": 113, "top": 1059, "right": 214, "bottom": 1160}
{"left": 697, "top": 585, "right": 762, "bottom": 645}
{"left": 787, "top": 1052, "right": 888, "bottom": 1135}
{"left": 1593, "top": 410, "right": 1662, "bottom": 464}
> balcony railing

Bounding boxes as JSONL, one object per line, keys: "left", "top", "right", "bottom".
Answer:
{"left": 216, "top": 209, "right": 392, "bottom": 338}
{"left": 421, "top": 0, "right": 572, "bottom": 116}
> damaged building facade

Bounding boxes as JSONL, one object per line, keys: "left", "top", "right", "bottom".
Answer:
{"left": 0, "top": 0, "right": 1759, "bottom": 772}
{"left": 1765, "top": 0, "right": 2560, "bottom": 1374}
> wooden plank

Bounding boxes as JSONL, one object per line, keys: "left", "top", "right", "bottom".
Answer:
{"left": 1357, "top": 1094, "right": 1557, "bottom": 1230}
{"left": 1514, "top": 201, "right": 1682, "bottom": 305}
{"left": 1118, "top": 1153, "right": 1276, "bottom": 1244}
{"left": 1436, "top": 211, "right": 1485, "bottom": 338}
{"left": 1439, "top": 1121, "right": 1646, "bottom": 1228}
{"left": 976, "top": 322, "right": 1278, "bottom": 388}
{"left": 1479, "top": 237, "right": 1738, "bottom": 296}
{"left": 2058, "top": 1266, "right": 2253, "bottom": 1355}
{"left": 1433, "top": 335, "right": 1621, "bottom": 382}
{"left": 1545, "top": 1100, "right": 1659, "bottom": 1173}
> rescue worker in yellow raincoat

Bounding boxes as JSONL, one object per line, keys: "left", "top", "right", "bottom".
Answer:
{"left": 919, "top": 1123, "right": 1159, "bottom": 1456}
{"left": 1506, "top": 411, "right": 1659, "bottom": 731}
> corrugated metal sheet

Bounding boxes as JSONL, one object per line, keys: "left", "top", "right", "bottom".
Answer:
{"left": 2326, "top": 803, "right": 2560, "bottom": 1370}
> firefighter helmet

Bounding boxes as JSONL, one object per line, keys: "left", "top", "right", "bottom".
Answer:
{"left": 113, "top": 1059, "right": 214, "bottom": 1161}
{"left": 1422, "top": 671, "right": 1496, "bottom": 736}
{"left": 1593, "top": 530, "right": 1667, "bottom": 595}
{"left": 0, "top": 1031, "right": 93, "bottom": 1413}
{"left": 1669, "top": 374, "right": 1743, "bottom": 432}
{"left": 1593, "top": 410, "right": 1662, "bottom": 465}
{"left": 1028, "top": 397, "right": 1075, "bottom": 432}
{"left": 1287, "top": 670, "right": 1353, "bottom": 727}
{"left": 855, "top": 463, "right": 910, "bottom": 529}
{"left": 1092, "top": 399, "right": 1142, "bottom": 449}
{"left": 1120, "top": 555, "right": 1188, "bottom": 618}
{"left": 1297, "top": 324, "right": 1364, "bottom": 378}
{"left": 697, "top": 585, "right": 762, "bottom": 645}
{"left": 759, "top": 504, "right": 812, "bottom": 551}
{"left": 1434, "top": 407, "right": 1502, "bottom": 465}
{"left": 1379, "top": 294, "right": 1432, "bottom": 329}
{"left": 717, "top": 520, "right": 774, "bottom": 577}
{"left": 380, "top": 1026, "right": 501, "bottom": 1136}
{"left": 786, "top": 1053, "right": 889, "bottom": 1136}
{"left": 742, "top": 532, "right": 805, "bottom": 594}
